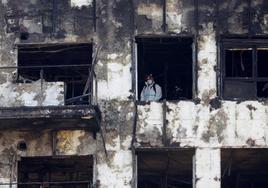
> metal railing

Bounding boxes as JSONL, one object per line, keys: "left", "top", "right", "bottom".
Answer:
{"left": 0, "top": 64, "right": 98, "bottom": 106}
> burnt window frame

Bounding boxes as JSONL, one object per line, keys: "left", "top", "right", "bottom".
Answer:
{"left": 17, "top": 155, "right": 94, "bottom": 188}
{"left": 220, "top": 38, "right": 268, "bottom": 100}
{"left": 16, "top": 43, "right": 95, "bottom": 106}
{"left": 134, "top": 35, "right": 196, "bottom": 102}
{"left": 136, "top": 149, "right": 195, "bottom": 188}
{"left": 221, "top": 148, "right": 268, "bottom": 188}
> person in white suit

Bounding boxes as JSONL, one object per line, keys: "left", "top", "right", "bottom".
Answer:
{"left": 140, "top": 74, "right": 162, "bottom": 102}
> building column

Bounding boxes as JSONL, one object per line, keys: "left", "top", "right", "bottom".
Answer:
{"left": 195, "top": 148, "right": 221, "bottom": 188}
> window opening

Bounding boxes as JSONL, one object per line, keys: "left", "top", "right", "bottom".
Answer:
{"left": 222, "top": 149, "right": 268, "bottom": 188}
{"left": 222, "top": 40, "right": 268, "bottom": 99}
{"left": 17, "top": 43, "right": 93, "bottom": 105}
{"left": 136, "top": 37, "right": 193, "bottom": 101}
{"left": 18, "top": 156, "right": 93, "bottom": 188}
{"left": 225, "top": 48, "right": 253, "bottom": 78}
{"left": 137, "top": 150, "right": 194, "bottom": 188}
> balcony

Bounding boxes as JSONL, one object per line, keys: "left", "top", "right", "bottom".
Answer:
{"left": 0, "top": 43, "right": 101, "bottom": 132}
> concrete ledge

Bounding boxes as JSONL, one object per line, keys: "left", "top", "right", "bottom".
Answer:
{"left": 0, "top": 105, "right": 101, "bottom": 132}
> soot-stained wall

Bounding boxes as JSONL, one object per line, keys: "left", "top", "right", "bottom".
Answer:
{"left": 1, "top": 0, "right": 268, "bottom": 188}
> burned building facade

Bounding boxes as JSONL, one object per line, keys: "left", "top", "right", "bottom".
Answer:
{"left": 1, "top": 0, "right": 268, "bottom": 187}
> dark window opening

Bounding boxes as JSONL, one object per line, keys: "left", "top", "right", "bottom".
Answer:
{"left": 137, "top": 150, "right": 194, "bottom": 188}
{"left": 18, "top": 43, "right": 92, "bottom": 105}
{"left": 222, "top": 149, "right": 268, "bottom": 188}
{"left": 18, "top": 156, "right": 93, "bottom": 188}
{"left": 65, "top": 82, "right": 89, "bottom": 105}
{"left": 137, "top": 37, "right": 193, "bottom": 101}
{"left": 225, "top": 49, "right": 253, "bottom": 78}
{"left": 222, "top": 41, "right": 268, "bottom": 99}
{"left": 257, "top": 49, "right": 268, "bottom": 77}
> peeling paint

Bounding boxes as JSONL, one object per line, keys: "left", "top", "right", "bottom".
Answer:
{"left": 197, "top": 23, "right": 217, "bottom": 101}
{"left": 136, "top": 102, "right": 164, "bottom": 147}
{"left": 166, "top": 0, "right": 183, "bottom": 33}
{"left": 71, "top": 0, "right": 93, "bottom": 8}
{"left": 137, "top": 100, "right": 268, "bottom": 148}
{"left": 195, "top": 148, "right": 221, "bottom": 188}
{"left": 0, "top": 81, "right": 64, "bottom": 107}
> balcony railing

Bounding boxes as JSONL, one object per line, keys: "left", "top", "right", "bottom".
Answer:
{"left": 0, "top": 63, "right": 101, "bottom": 131}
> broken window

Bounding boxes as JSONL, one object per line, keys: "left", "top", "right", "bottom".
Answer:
{"left": 137, "top": 150, "right": 194, "bottom": 188}
{"left": 222, "top": 149, "right": 268, "bottom": 188}
{"left": 136, "top": 37, "right": 193, "bottom": 101}
{"left": 222, "top": 40, "right": 268, "bottom": 99}
{"left": 17, "top": 43, "right": 93, "bottom": 105}
{"left": 18, "top": 156, "right": 93, "bottom": 188}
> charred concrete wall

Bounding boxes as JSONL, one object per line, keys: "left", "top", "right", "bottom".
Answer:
{"left": 0, "top": 81, "right": 64, "bottom": 106}
{"left": 136, "top": 101, "right": 268, "bottom": 148}
{"left": 0, "top": 0, "right": 94, "bottom": 107}
{"left": 134, "top": 1, "right": 268, "bottom": 187}
{"left": 0, "top": 130, "right": 97, "bottom": 186}
{"left": 0, "top": 101, "right": 134, "bottom": 188}
{"left": 134, "top": 0, "right": 268, "bottom": 147}
{"left": 1, "top": 0, "right": 268, "bottom": 188}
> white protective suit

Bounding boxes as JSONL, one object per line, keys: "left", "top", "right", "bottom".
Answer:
{"left": 140, "top": 82, "right": 162, "bottom": 101}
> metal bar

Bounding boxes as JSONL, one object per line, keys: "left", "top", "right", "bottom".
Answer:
{"left": 83, "top": 75, "right": 91, "bottom": 96}
{"left": 0, "top": 64, "right": 91, "bottom": 69}
{"left": 89, "top": 46, "right": 101, "bottom": 104}
{"left": 83, "top": 45, "right": 100, "bottom": 104}
{"left": 65, "top": 93, "right": 91, "bottom": 103}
